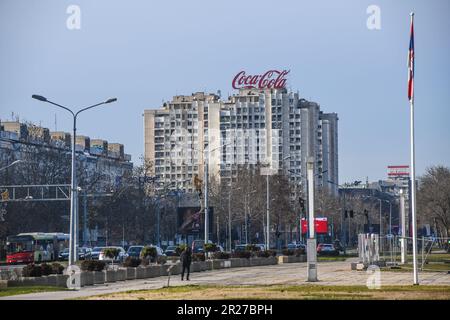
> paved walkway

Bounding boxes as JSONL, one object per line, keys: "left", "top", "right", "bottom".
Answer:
{"left": 2, "top": 259, "right": 449, "bottom": 300}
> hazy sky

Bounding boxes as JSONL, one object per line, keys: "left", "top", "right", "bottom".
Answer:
{"left": 1, "top": 0, "right": 449, "bottom": 183}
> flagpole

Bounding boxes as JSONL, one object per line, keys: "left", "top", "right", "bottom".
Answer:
{"left": 409, "top": 11, "right": 419, "bottom": 285}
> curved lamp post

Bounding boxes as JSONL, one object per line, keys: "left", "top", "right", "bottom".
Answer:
{"left": 32, "top": 94, "right": 117, "bottom": 266}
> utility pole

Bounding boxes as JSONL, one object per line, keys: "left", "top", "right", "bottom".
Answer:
{"left": 306, "top": 157, "right": 318, "bottom": 282}
{"left": 266, "top": 173, "right": 270, "bottom": 250}
{"left": 400, "top": 189, "right": 407, "bottom": 264}
{"left": 204, "top": 147, "right": 209, "bottom": 244}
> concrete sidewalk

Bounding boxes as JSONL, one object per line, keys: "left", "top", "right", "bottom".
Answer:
{"left": 1, "top": 260, "right": 449, "bottom": 300}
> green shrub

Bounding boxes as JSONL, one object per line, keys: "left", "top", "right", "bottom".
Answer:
{"left": 40, "top": 263, "right": 53, "bottom": 276}
{"left": 140, "top": 246, "right": 157, "bottom": 260}
{"left": 256, "top": 250, "right": 277, "bottom": 258}
{"left": 51, "top": 262, "right": 64, "bottom": 274}
{"left": 140, "top": 257, "right": 150, "bottom": 266}
{"left": 245, "top": 244, "right": 260, "bottom": 252}
{"left": 175, "top": 244, "right": 187, "bottom": 256}
{"left": 282, "top": 249, "right": 295, "bottom": 256}
{"left": 157, "top": 255, "right": 167, "bottom": 265}
{"left": 204, "top": 243, "right": 217, "bottom": 252}
{"left": 192, "top": 252, "right": 205, "bottom": 262}
{"left": 80, "top": 260, "right": 106, "bottom": 271}
{"left": 103, "top": 248, "right": 120, "bottom": 260}
{"left": 211, "top": 251, "right": 230, "bottom": 260}
{"left": 22, "top": 264, "right": 42, "bottom": 277}
{"left": 123, "top": 257, "right": 141, "bottom": 268}
{"left": 231, "top": 251, "right": 251, "bottom": 259}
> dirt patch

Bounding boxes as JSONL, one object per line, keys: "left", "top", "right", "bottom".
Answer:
{"left": 85, "top": 285, "right": 450, "bottom": 300}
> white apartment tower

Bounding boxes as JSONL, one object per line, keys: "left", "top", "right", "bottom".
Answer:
{"left": 144, "top": 88, "right": 338, "bottom": 195}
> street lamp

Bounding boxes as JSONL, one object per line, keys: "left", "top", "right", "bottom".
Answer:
{"left": 203, "top": 141, "right": 232, "bottom": 244}
{"left": 32, "top": 94, "right": 117, "bottom": 266}
{"left": 243, "top": 189, "right": 257, "bottom": 244}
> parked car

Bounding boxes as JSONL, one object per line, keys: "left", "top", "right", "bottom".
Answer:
{"left": 317, "top": 243, "right": 339, "bottom": 256}
{"left": 287, "top": 243, "right": 306, "bottom": 253}
{"left": 233, "top": 244, "right": 248, "bottom": 252}
{"left": 98, "top": 246, "right": 126, "bottom": 262}
{"left": 90, "top": 247, "right": 105, "bottom": 260}
{"left": 79, "top": 247, "right": 92, "bottom": 260}
{"left": 126, "top": 245, "right": 143, "bottom": 259}
{"left": 164, "top": 245, "right": 178, "bottom": 256}
{"left": 255, "top": 244, "right": 266, "bottom": 251}
{"left": 58, "top": 247, "right": 91, "bottom": 261}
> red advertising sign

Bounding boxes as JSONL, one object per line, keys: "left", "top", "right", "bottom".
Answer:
{"left": 301, "top": 217, "right": 328, "bottom": 234}
{"left": 232, "top": 70, "right": 289, "bottom": 90}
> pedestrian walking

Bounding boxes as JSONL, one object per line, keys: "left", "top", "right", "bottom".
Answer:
{"left": 180, "top": 246, "right": 192, "bottom": 281}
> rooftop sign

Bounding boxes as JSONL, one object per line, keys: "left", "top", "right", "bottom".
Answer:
{"left": 232, "top": 70, "right": 289, "bottom": 90}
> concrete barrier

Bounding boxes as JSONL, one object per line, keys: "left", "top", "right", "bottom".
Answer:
{"left": 93, "top": 271, "right": 105, "bottom": 284}
{"left": 191, "top": 262, "right": 200, "bottom": 272}
{"left": 116, "top": 269, "right": 126, "bottom": 281}
{"left": 105, "top": 270, "right": 116, "bottom": 283}
{"left": 278, "top": 255, "right": 306, "bottom": 264}
{"left": 80, "top": 272, "right": 94, "bottom": 286}
{"left": 0, "top": 280, "right": 8, "bottom": 289}
{"left": 151, "top": 265, "right": 163, "bottom": 277}
{"left": 136, "top": 266, "right": 147, "bottom": 279}
{"left": 124, "top": 267, "right": 136, "bottom": 280}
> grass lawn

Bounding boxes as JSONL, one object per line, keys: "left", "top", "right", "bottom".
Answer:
{"left": 0, "top": 286, "right": 67, "bottom": 297}
{"left": 383, "top": 263, "right": 450, "bottom": 273}
{"left": 83, "top": 284, "right": 450, "bottom": 300}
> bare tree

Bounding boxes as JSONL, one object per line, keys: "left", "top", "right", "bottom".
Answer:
{"left": 418, "top": 165, "right": 450, "bottom": 242}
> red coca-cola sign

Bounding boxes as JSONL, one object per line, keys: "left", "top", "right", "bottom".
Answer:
{"left": 232, "top": 70, "right": 289, "bottom": 90}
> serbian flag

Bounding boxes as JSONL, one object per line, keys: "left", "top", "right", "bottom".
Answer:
{"left": 408, "top": 15, "right": 414, "bottom": 101}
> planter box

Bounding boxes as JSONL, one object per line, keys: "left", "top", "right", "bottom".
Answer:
{"left": 80, "top": 272, "right": 94, "bottom": 287}
{"left": 278, "top": 255, "right": 306, "bottom": 264}
{"left": 148, "top": 265, "right": 161, "bottom": 278}
{"left": 124, "top": 267, "right": 136, "bottom": 280}
{"left": 191, "top": 262, "right": 200, "bottom": 272}
{"left": 105, "top": 270, "right": 116, "bottom": 282}
{"left": 250, "top": 258, "right": 261, "bottom": 266}
{"left": 204, "top": 260, "right": 213, "bottom": 271}
{"left": 0, "top": 280, "right": 7, "bottom": 289}
{"left": 116, "top": 269, "right": 126, "bottom": 281}
{"left": 167, "top": 263, "right": 181, "bottom": 275}
{"left": 93, "top": 271, "right": 105, "bottom": 284}
{"left": 56, "top": 274, "right": 69, "bottom": 287}
{"left": 136, "top": 266, "right": 147, "bottom": 279}
{"left": 230, "top": 258, "right": 242, "bottom": 268}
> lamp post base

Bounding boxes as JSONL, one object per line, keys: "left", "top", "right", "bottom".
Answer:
{"left": 307, "top": 238, "right": 318, "bottom": 282}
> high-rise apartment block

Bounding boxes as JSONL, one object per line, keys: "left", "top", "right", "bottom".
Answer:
{"left": 144, "top": 88, "right": 338, "bottom": 195}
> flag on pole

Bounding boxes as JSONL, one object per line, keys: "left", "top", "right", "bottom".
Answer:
{"left": 408, "top": 17, "right": 414, "bottom": 101}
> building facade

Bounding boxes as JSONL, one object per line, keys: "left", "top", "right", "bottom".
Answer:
{"left": 143, "top": 88, "right": 339, "bottom": 195}
{"left": 0, "top": 120, "right": 133, "bottom": 189}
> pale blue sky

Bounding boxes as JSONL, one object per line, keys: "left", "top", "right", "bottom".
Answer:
{"left": 1, "top": 0, "right": 449, "bottom": 183}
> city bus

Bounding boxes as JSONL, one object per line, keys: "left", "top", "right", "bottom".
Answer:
{"left": 6, "top": 232, "right": 69, "bottom": 264}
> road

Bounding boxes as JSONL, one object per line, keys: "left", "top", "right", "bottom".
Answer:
{"left": 2, "top": 258, "right": 449, "bottom": 300}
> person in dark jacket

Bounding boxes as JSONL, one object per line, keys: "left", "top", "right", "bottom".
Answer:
{"left": 180, "top": 246, "right": 192, "bottom": 281}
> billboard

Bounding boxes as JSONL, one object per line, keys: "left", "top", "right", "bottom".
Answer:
{"left": 301, "top": 217, "right": 328, "bottom": 234}
{"left": 387, "top": 165, "right": 410, "bottom": 178}
{"left": 177, "top": 207, "right": 213, "bottom": 235}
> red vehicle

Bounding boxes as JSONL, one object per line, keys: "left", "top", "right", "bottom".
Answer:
{"left": 317, "top": 243, "right": 339, "bottom": 256}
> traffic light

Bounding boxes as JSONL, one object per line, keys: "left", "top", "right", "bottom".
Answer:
{"left": 344, "top": 210, "right": 348, "bottom": 218}
{"left": 350, "top": 210, "right": 354, "bottom": 218}
{"left": 299, "top": 197, "right": 305, "bottom": 213}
